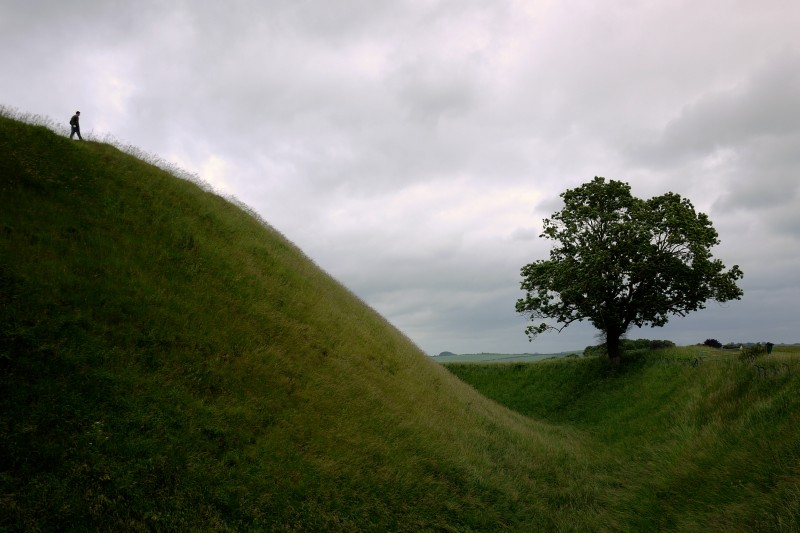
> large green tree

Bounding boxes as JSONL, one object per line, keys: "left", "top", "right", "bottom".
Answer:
{"left": 516, "top": 177, "right": 743, "bottom": 367}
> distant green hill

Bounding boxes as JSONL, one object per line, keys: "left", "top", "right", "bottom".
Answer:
{"left": 433, "top": 351, "right": 581, "bottom": 363}
{"left": 2, "top": 111, "right": 799, "bottom": 532}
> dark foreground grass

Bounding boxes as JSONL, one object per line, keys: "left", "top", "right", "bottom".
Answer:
{"left": 2, "top": 110, "right": 799, "bottom": 531}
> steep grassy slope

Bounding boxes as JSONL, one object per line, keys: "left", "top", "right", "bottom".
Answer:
{"left": 6, "top": 113, "right": 797, "bottom": 532}
{"left": 447, "top": 348, "right": 800, "bottom": 531}
{"left": 0, "top": 114, "right": 619, "bottom": 531}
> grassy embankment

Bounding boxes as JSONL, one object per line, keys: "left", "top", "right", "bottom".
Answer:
{"left": 447, "top": 345, "right": 800, "bottom": 531}
{"left": 2, "top": 110, "right": 798, "bottom": 531}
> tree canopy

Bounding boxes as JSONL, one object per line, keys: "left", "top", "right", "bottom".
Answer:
{"left": 516, "top": 177, "right": 743, "bottom": 366}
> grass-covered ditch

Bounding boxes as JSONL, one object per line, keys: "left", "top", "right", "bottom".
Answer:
{"left": 445, "top": 345, "right": 800, "bottom": 531}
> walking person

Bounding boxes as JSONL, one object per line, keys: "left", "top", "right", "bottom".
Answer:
{"left": 69, "top": 111, "right": 82, "bottom": 140}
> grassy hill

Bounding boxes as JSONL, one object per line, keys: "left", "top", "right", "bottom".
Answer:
{"left": 0, "top": 112, "right": 607, "bottom": 531}
{"left": 2, "top": 111, "right": 799, "bottom": 531}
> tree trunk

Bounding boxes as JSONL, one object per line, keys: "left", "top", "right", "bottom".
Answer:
{"left": 606, "top": 330, "right": 622, "bottom": 368}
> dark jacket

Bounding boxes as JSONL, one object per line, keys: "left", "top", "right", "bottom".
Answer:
{"left": 70, "top": 114, "right": 80, "bottom": 126}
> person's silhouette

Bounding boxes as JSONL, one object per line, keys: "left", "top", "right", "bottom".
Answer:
{"left": 69, "top": 111, "right": 82, "bottom": 140}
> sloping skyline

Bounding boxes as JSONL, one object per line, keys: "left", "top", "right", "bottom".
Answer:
{"left": 3, "top": 1, "right": 798, "bottom": 354}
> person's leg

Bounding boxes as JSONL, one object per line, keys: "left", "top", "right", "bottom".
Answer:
{"left": 77, "top": 128, "right": 82, "bottom": 140}
{"left": 70, "top": 126, "right": 75, "bottom": 139}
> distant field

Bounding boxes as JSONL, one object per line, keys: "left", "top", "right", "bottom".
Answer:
{"left": 433, "top": 351, "right": 582, "bottom": 363}
{"left": 435, "top": 344, "right": 800, "bottom": 364}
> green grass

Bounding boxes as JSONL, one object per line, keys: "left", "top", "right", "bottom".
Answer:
{"left": 446, "top": 346, "right": 800, "bottom": 531}
{"left": 2, "top": 110, "right": 799, "bottom": 531}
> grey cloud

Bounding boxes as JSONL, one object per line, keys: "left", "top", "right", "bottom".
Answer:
{"left": 3, "top": 0, "right": 799, "bottom": 354}
{"left": 389, "top": 60, "right": 483, "bottom": 123}
{"left": 628, "top": 50, "right": 800, "bottom": 170}
{"left": 713, "top": 134, "right": 800, "bottom": 212}
{"left": 658, "top": 51, "right": 800, "bottom": 159}
{"left": 510, "top": 227, "right": 538, "bottom": 241}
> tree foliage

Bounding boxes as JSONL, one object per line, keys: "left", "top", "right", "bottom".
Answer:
{"left": 516, "top": 177, "right": 743, "bottom": 366}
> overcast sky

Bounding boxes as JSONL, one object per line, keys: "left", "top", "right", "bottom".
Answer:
{"left": 3, "top": 1, "right": 799, "bottom": 355}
